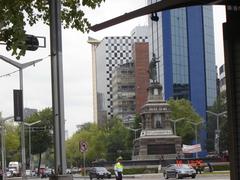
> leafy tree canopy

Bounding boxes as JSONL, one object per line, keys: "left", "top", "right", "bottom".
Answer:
{"left": 168, "top": 98, "right": 202, "bottom": 144}
{"left": 105, "top": 117, "right": 131, "bottom": 161}
{"left": 5, "top": 122, "right": 20, "bottom": 162}
{"left": 25, "top": 107, "right": 53, "bottom": 172}
{"left": 206, "top": 90, "right": 227, "bottom": 152}
{"left": 0, "top": 0, "right": 105, "bottom": 58}
{"left": 66, "top": 123, "right": 107, "bottom": 167}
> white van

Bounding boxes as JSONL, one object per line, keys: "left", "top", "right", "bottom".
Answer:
{"left": 8, "top": 161, "right": 21, "bottom": 177}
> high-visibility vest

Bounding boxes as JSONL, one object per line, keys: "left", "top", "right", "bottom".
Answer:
{"left": 114, "top": 162, "right": 123, "bottom": 173}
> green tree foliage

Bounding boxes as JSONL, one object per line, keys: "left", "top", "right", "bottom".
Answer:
{"left": 167, "top": 98, "right": 202, "bottom": 144}
{"left": 66, "top": 117, "right": 133, "bottom": 166}
{"left": 105, "top": 117, "right": 131, "bottom": 161}
{"left": 25, "top": 107, "right": 53, "bottom": 174}
{"left": 0, "top": 0, "right": 105, "bottom": 58}
{"left": 206, "top": 91, "right": 227, "bottom": 152}
{"left": 5, "top": 122, "right": 20, "bottom": 163}
{"left": 66, "top": 123, "right": 107, "bottom": 167}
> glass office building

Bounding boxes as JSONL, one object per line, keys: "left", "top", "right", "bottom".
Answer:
{"left": 148, "top": 1, "right": 217, "bottom": 156}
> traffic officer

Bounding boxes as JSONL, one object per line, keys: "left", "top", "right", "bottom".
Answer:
{"left": 114, "top": 156, "right": 123, "bottom": 180}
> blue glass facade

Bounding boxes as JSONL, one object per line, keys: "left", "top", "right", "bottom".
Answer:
{"left": 149, "top": 1, "right": 217, "bottom": 156}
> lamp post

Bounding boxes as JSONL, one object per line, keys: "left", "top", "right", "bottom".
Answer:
{"left": 187, "top": 121, "right": 203, "bottom": 158}
{"left": 168, "top": 117, "right": 185, "bottom": 135}
{"left": 0, "top": 55, "right": 43, "bottom": 178}
{"left": 0, "top": 113, "right": 13, "bottom": 180}
{"left": 24, "top": 121, "right": 41, "bottom": 171}
{"left": 126, "top": 127, "right": 141, "bottom": 140}
{"left": 206, "top": 111, "right": 227, "bottom": 154}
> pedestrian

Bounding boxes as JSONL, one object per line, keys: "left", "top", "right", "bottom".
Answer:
{"left": 114, "top": 156, "right": 123, "bottom": 180}
{"left": 196, "top": 161, "right": 202, "bottom": 174}
{"left": 207, "top": 162, "right": 213, "bottom": 172}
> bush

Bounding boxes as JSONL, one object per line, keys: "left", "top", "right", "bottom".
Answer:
{"left": 212, "top": 164, "right": 230, "bottom": 171}
{"left": 109, "top": 167, "right": 158, "bottom": 175}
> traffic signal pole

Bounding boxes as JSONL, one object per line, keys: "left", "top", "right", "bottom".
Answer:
{"left": 49, "top": 0, "right": 67, "bottom": 176}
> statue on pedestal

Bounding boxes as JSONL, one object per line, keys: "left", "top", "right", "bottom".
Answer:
{"left": 148, "top": 53, "right": 160, "bottom": 83}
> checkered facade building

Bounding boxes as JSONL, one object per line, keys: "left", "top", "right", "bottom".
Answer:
{"left": 96, "top": 36, "right": 148, "bottom": 119}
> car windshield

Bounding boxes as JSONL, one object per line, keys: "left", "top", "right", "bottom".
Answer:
{"left": 95, "top": 167, "right": 107, "bottom": 172}
{"left": 174, "top": 164, "right": 192, "bottom": 169}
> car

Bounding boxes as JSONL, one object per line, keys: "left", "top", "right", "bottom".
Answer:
{"left": 89, "top": 167, "right": 111, "bottom": 180}
{"left": 163, "top": 164, "right": 196, "bottom": 179}
{"left": 31, "top": 170, "right": 37, "bottom": 176}
{"left": 26, "top": 169, "right": 31, "bottom": 176}
{"left": 71, "top": 167, "right": 80, "bottom": 174}
{"left": 66, "top": 168, "right": 72, "bottom": 174}
{"left": 6, "top": 171, "right": 12, "bottom": 177}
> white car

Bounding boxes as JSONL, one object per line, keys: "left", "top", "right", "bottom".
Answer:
{"left": 26, "top": 169, "right": 31, "bottom": 176}
{"left": 6, "top": 171, "right": 12, "bottom": 177}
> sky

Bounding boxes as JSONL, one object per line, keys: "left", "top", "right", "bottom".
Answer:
{"left": 0, "top": 1, "right": 226, "bottom": 137}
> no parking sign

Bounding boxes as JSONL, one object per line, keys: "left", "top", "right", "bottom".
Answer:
{"left": 79, "top": 141, "right": 88, "bottom": 152}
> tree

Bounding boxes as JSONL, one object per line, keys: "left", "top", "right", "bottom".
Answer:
{"left": 66, "top": 123, "right": 107, "bottom": 167}
{"left": 104, "top": 117, "right": 131, "bottom": 161}
{"left": 5, "top": 122, "right": 20, "bottom": 163}
{"left": 25, "top": 107, "right": 53, "bottom": 175}
{"left": 0, "top": 0, "right": 105, "bottom": 58}
{"left": 167, "top": 98, "right": 202, "bottom": 144}
{"left": 206, "top": 90, "right": 227, "bottom": 152}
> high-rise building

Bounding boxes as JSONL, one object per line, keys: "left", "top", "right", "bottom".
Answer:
{"left": 92, "top": 26, "right": 148, "bottom": 125}
{"left": 148, "top": 1, "right": 217, "bottom": 156}
{"left": 23, "top": 108, "right": 37, "bottom": 119}
{"left": 133, "top": 42, "right": 150, "bottom": 114}
{"left": 112, "top": 62, "right": 135, "bottom": 125}
{"left": 219, "top": 64, "right": 226, "bottom": 93}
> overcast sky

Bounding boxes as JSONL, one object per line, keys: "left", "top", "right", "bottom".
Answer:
{"left": 0, "top": 1, "right": 226, "bottom": 137}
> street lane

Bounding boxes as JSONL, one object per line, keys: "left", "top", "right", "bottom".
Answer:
{"left": 23, "top": 173, "right": 230, "bottom": 180}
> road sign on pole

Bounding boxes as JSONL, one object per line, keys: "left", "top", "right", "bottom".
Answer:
{"left": 79, "top": 141, "right": 88, "bottom": 152}
{"left": 79, "top": 141, "right": 88, "bottom": 176}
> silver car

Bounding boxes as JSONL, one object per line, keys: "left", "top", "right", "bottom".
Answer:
{"left": 163, "top": 164, "right": 196, "bottom": 179}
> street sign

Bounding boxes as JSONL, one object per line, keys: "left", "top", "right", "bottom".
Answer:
{"left": 79, "top": 141, "right": 88, "bottom": 152}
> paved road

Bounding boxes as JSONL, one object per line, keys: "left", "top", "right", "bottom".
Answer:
{"left": 73, "top": 173, "right": 230, "bottom": 180}
{"left": 21, "top": 173, "right": 230, "bottom": 180}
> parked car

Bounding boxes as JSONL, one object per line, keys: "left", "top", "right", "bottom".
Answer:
{"left": 89, "top": 167, "right": 111, "bottom": 180}
{"left": 71, "top": 167, "right": 80, "bottom": 174}
{"left": 6, "top": 171, "right": 12, "bottom": 177}
{"left": 26, "top": 169, "right": 31, "bottom": 176}
{"left": 31, "top": 170, "right": 36, "bottom": 176}
{"left": 163, "top": 164, "right": 196, "bottom": 179}
{"left": 66, "top": 168, "right": 72, "bottom": 174}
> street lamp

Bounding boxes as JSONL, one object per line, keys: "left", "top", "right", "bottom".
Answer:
{"left": 0, "top": 55, "right": 43, "bottom": 178}
{"left": 126, "top": 127, "right": 141, "bottom": 140}
{"left": 168, "top": 117, "right": 185, "bottom": 135}
{"left": 187, "top": 121, "right": 203, "bottom": 158}
{"left": 206, "top": 110, "right": 227, "bottom": 154}
{"left": 24, "top": 121, "right": 41, "bottom": 171}
{"left": 0, "top": 113, "right": 13, "bottom": 180}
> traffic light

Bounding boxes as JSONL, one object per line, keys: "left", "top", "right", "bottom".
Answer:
{"left": 25, "top": 34, "right": 39, "bottom": 51}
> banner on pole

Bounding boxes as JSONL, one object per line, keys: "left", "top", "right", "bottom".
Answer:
{"left": 182, "top": 144, "right": 202, "bottom": 153}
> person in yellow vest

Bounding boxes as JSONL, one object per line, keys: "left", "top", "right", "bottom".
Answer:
{"left": 114, "top": 156, "right": 123, "bottom": 180}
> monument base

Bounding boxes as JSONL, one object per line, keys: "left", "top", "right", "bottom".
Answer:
{"left": 132, "top": 131, "right": 182, "bottom": 160}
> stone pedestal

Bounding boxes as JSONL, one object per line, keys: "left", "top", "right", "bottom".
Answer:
{"left": 132, "top": 83, "right": 182, "bottom": 160}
